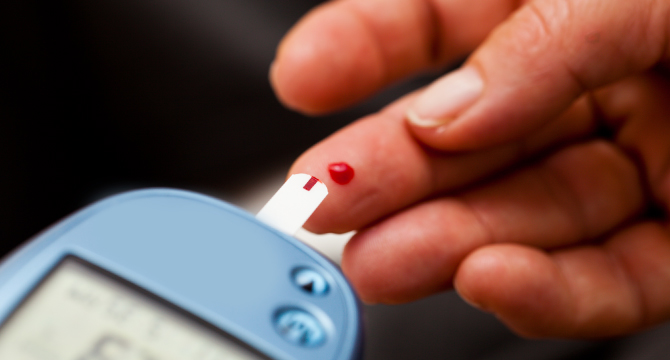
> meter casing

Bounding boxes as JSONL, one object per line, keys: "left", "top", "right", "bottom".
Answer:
{"left": 0, "top": 189, "right": 363, "bottom": 360}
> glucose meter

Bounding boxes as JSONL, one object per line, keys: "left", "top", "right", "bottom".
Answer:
{"left": 0, "top": 183, "right": 362, "bottom": 359}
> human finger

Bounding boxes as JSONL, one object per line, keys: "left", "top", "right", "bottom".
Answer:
{"left": 454, "top": 222, "right": 670, "bottom": 338}
{"left": 340, "top": 141, "right": 645, "bottom": 303}
{"left": 290, "top": 93, "right": 595, "bottom": 234}
{"left": 271, "top": 0, "right": 520, "bottom": 114}
{"left": 406, "top": 0, "right": 670, "bottom": 150}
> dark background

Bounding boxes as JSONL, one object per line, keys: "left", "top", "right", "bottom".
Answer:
{"left": 2, "top": 0, "right": 669, "bottom": 358}
{"left": 1, "top": 0, "right": 374, "bottom": 254}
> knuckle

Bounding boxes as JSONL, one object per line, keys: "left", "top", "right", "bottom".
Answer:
{"left": 504, "top": 0, "right": 570, "bottom": 57}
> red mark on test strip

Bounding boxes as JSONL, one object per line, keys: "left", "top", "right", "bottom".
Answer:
{"left": 303, "top": 176, "right": 319, "bottom": 191}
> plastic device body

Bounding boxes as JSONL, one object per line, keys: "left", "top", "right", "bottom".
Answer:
{"left": 0, "top": 189, "right": 363, "bottom": 360}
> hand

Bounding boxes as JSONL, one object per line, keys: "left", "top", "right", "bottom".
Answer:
{"left": 270, "top": 0, "right": 670, "bottom": 338}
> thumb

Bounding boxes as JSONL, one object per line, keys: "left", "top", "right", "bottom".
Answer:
{"left": 406, "top": 0, "right": 669, "bottom": 151}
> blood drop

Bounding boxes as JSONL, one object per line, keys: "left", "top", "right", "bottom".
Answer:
{"left": 328, "top": 162, "right": 355, "bottom": 185}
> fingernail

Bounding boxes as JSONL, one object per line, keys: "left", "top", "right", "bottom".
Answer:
{"left": 407, "top": 66, "right": 484, "bottom": 127}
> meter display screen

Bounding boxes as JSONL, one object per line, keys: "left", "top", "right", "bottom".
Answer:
{"left": 0, "top": 256, "right": 269, "bottom": 360}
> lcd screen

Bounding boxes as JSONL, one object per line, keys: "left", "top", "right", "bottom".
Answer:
{"left": 0, "top": 256, "right": 269, "bottom": 360}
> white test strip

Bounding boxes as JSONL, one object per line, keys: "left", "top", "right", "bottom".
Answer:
{"left": 256, "top": 173, "right": 328, "bottom": 236}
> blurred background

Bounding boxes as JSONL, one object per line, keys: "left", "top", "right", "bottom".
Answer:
{"left": 2, "top": 0, "right": 669, "bottom": 358}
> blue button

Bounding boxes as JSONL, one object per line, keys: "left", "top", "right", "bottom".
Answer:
{"left": 274, "top": 308, "right": 326, "bottom": 347}
{"left": 292, "top": 268, "right": 329, "bottom": 296}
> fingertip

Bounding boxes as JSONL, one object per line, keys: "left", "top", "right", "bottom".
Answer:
{"left": 286, "top": 98, "right": 431, "bottom": 234}
{"left": 270, "top": 39, "right": 333, "bottom": 115}
{"left": 404, "top": 65, "right": 498, "bottom": 151}
{"left": 270, "top": 3, "right": 386, "bottom": 114}
{"left": 453, "top": 246, "right": 502, "bottom": 312}
{"left": 406, "top": 66, "right": 484, "bottom": 124}
{"left": 454, "top": 245, "right": 519, "bottom": 313}
{"left": 455, "top": 244, "right": 570, "bottom": 337}
{"left": 287, "top": 146, "right": 367, "bottom": 234}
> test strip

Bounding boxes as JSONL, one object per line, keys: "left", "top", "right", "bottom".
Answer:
{"left": 256, "top": 174, "right": 328, "bottom": 236}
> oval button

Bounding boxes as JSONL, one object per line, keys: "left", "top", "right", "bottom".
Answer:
{"left": 292, "top": 268, "right": 329, "bottom": 296}
{"left": 274, "top": 308, "right": 326, "bottom": 347}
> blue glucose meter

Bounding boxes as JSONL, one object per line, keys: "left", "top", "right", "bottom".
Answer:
{"left": 0, "top": 189, "right": 363, "bottom": 360}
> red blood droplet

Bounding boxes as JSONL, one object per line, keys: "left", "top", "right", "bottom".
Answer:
{"left": 328, "top": 162, "right": 355, "bottom": 185}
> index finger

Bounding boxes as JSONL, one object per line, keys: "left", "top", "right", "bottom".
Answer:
{"left": 290, "top": 93, "right": 595, "bottom": 234}
{"left": 271, "top": 0, "right": 519, "bottom": 114}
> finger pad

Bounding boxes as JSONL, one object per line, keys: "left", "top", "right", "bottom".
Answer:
{"left": 272, "top": 5, "right": 385, "bottom": 113}
{"left": 455, "top": 245, "right": 569, "bottom": 336}
{"left": 289, "top": 101, "right": 430, "bottom": 233}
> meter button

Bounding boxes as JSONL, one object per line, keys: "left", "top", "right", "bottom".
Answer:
{"left": 292, "top": 268, "right": 329, "bottom": 296}
{"left": 274, "top": 308, "right": 326, "bottom": 347}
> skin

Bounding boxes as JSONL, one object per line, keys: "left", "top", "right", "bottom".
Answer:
{"left": 270, "top": 0, "right": 670, "bottom": 338}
